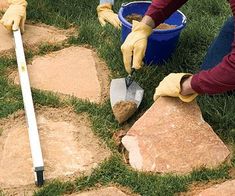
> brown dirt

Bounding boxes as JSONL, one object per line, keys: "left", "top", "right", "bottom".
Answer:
{"left": 230, "top": 167, "right": 235, "bottom": 178}
{"left": 1, "top": 186, "right": 35, "bottom": 196}
{"left": 112, "top": 129, "right": 129, "bottom": 164}
{"left": 0, "top": 107, "right": 110, "bottom": 191}
{"left": 156, "top": 23, "right": 177, "bottom": 30}
{"left": 126, "top": 14, "right": 143, "bottom": 23}
{"left": 92, "top": 48, "right": 111, "bottom": 102}
{"left": 125, "top": 14, "right": 177, "bottom": 30}
{"left": 113, "top": 130, "right": 128, "bottom": 146}
{"left": 112, "top": 101, "right": 137, "bottom": 124}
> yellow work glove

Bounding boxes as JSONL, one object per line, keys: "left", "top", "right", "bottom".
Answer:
{"left": 97, "top": 3, "right": 121, "bottom": 29}
{"left": 121, "top": 20, "right": 153, "bottom": 74}
{"left": 153, "top": 73, "right": 198, "bottom": 103}
{"left": 0, "top": 0, "right": 27, "bottom": 32}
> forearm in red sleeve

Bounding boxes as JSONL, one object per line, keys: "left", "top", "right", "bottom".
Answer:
{"left": 145, "top": 0, "right": 188, "bottom": 27}
{"left": 191, "top": 0, "right": 235, "bottom": 94}
{"left": 191, "top": 51, "right": 235, "bottom": 94}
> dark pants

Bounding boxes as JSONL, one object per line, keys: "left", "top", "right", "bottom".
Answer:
{"left": 201, "top": 16, "right": 234, "bottom": 70}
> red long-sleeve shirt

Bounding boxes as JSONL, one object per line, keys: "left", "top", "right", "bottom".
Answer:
{"left": 146, "top": 0, "right": 235, "bottom": 94}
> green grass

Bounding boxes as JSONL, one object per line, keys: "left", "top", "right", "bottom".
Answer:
{"left": 0, "top": 0, "right": 234, "bottom": 195}
{"left": 35, "top": 156, "right": 230, "bottom": 196}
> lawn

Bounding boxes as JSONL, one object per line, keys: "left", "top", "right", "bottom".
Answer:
{"left": 0, "top": 0, "right": 235, "bottom": 195}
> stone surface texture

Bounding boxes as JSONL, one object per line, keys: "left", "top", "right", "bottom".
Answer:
{"left": 12, "top": 46, "right": 109, "bottom": 103}
{"left": 2, "top": 187, "right": 34, "bottom": 196}
{"left": 72, "top": 187, "right": 131, "bottom": 196}
{"left": 195, "top": 180, "right": 235, "bottom": 196}
{"left": 0, "top": 108, "right": 110, "bottom": 188}
{"left": 122, "top": 97, "right": 230, "bottom": 174}
{"left": 0, "top": 0, "right": 9, "bottom": 12}
{"left": 0, "top": 24, "right": 68, "bottom": 54}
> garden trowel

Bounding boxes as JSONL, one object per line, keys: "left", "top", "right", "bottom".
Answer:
{"left": 13, "top": 29, "right": 44, "bottom": 186}
{"left": 110, "top": 68, "right": 144, "bottom": 109}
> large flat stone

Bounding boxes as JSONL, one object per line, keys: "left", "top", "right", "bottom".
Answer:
{"left": 12, "top": 46, "right": 110, "bottom": 103}
{"left": 0, "top": 107, "right": 110, "bottom": 188}
{"left": 195, "top": 180, "right": 235, "bottom": 196}
{"left": 122, "top": 97, "right": 230, "bottom": 174}
{"left": 72, "top": 187, "right": 131, "bottom": 196}
{"left": 0, "top": 24, "right": 68, "bottom": 55}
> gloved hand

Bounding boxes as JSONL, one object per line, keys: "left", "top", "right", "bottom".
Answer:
{"left": 97, "top": 3, "right": 121, "bottom": 29}
{"left": 153, "top": 73, "right": 198, "bottom": 103}
{"left": 121, "top": 20, "right": 153, "bottom": 74}
{"left": 0, "top": 0, "right": 27, "bottom": 32}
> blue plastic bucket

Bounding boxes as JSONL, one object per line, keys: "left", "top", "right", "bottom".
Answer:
{"left": 118, "top": 1, "right": 187, "bottom": 65}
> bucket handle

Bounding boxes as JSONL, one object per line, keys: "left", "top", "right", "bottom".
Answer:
{"left": 177, "top": 10, "right": 187, "bottom": 25}
{"left": 121, "top": 1, "right": 152, "bottom": 7}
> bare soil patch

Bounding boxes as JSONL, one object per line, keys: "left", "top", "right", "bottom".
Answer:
{"left": 0, "top": 107, "right": 110, "bottom": 191}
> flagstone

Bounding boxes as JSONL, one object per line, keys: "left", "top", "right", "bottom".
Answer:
{"left": 12, "top": 46, "right": 110, "bottom": 103}
{"left": 71, "top": 187, "right": 133, "bottom": 196}
{"left": 0, "top": 24, "right": 68, "bottom": 55}
{"left": 196, "top": 180, "right": 235, "bottom": 196}
{"left": 122, "top": 97, "right": 230, "bottom": 174}
{"left": 0, "top": 107, "right": 110, "bottom": 188}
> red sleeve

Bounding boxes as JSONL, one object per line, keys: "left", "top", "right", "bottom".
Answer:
{"left": 191, "top": 1, "right": 235, "bottom": 94}
{"left": 145, "top": 0, "right": 188, "bottom": 27}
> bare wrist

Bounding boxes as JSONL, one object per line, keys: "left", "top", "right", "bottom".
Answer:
{"left": 141, "top": 15, "right": 155, "bottom": 28}
{"left": 180, "top": 76, "right": 195, "bottom": 96}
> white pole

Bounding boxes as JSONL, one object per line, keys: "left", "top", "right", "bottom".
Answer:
{"left": 13, "top": 30, "right": 44, "bottom": 186}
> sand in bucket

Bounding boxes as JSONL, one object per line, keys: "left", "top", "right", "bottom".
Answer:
{"left": 125, "top": 14, "right": 177, "bottom": 30}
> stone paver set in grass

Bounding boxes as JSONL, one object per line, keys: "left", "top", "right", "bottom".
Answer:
{"left": 0, "top": 20, "right": 121, "bottom": 195}
{"left": 0, "top": 0, "right": 234, "bottom": 195}
{"left": 0, "top": 24, "right": 69, "bottom": 56}
{"left": 122, "top": 97, "right": 230, "bottom": 174}
{"left": 195, "top": 180, "right": 235, "bottom": 196}
{"left": 11, "top": 46, "right": 110, "bottom": 103}
{"left": 70, "top": 187, "right": 136, "bottom": 196}
{"left": 0, "top": 107, "right": 110, "bottom": 188}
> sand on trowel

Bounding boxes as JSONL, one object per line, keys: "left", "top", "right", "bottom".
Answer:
{"left": 112, "top": 101, "right": 137, "bottom": 124}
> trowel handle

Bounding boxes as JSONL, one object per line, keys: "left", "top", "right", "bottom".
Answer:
{"left": 129, "top": 68, "right": 135, "bottom": 77}
{"left": 126, "top": 68, "right": 135, "bottom": 87}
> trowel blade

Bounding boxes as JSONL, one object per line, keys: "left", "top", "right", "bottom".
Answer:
{"left": 110, "top": 78, "right": 144, "bottom": 108}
